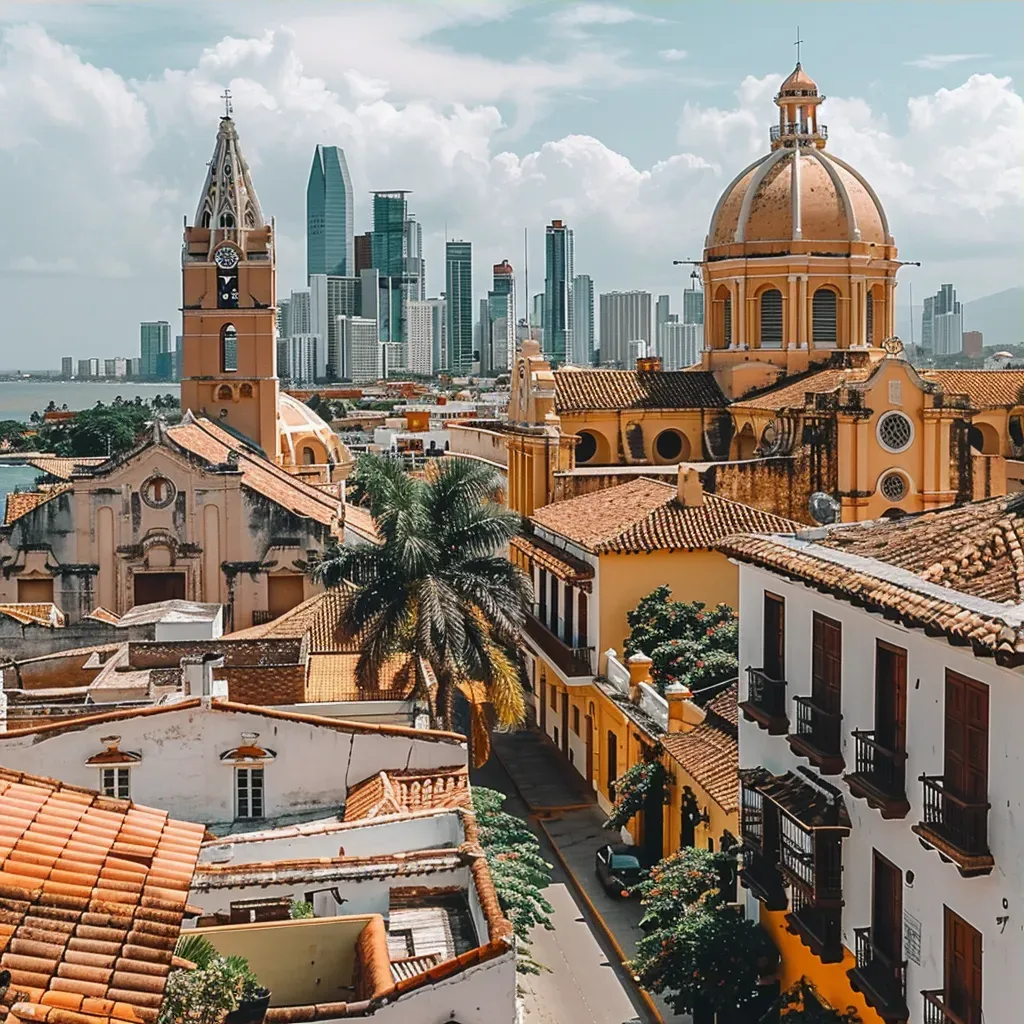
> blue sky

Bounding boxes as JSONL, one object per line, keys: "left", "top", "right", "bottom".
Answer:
{"left": 0, "top": 1, "right": 1021, "bottom": 364}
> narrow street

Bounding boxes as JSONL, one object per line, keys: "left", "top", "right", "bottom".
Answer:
{"left": 472, "top": 751, "right": 649, "bottom": 1024}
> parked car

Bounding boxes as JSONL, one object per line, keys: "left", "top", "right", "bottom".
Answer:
{"left": 595, "top": 843, "right": 644, "bottom": 898}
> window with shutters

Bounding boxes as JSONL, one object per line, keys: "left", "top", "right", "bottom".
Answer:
{"left": 235, "top": 766, "right": 265, "bottom": 820}
{"left": 812, "top": 288, "right": 838, "bottom": 348}
{"left": 921, "top": 908, "right": 983, "bottom": 1024}
{"left": 722, "top": 296, "right": 732, "bottom": 347}
{"left": 100, "top": 767, "right": 130, "bottom": 800}
{"left": 742, "top": 592, "right": 788, "bottom": 734}
{"left": 759, "top": 288, "right": 783, "bottom": 348}
{"left": 789, "top": 613, "right": 844, "bottom": 773}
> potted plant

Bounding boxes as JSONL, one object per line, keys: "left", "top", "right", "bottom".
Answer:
{"left": 223, "top": 958, "right": 270, "bottom": 1024}
{"left": 159, "top": 940, "right": 270, "bottom": 1024}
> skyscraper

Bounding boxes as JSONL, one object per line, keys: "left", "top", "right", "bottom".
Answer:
{"left": 289, "top": 289, "right": 312, "bottom": 334}
{"left": 339, "top": 316, "right": 382, "bottom": 383}
{"left": 656, "top": 294, "right": 671, "bottom": 330}
{"left": 309, "top": 274, "right": 363, "bottom": 379}
{"left": 682, "top": 287, "right": 704, "bottom": 326}
{"left": 484, "top": 260, "right": 516, "bottom": 375}
{"left": 354, "top": 232, "right": 373, "bottom": 275}
{"left": 572, "top": 274, "right": 595, "bottom": 365}
{"left": 925, "top": 283, "right": 963, "bottom": 356}
{"left": 140, "top": 321, "right": 170, "bottom": 379}
{"left": 599, "top": 291, "right": 651, "bottom": 367}
{"left": 658, "top": 322, "right": 702, "bottom": 370}
{"left": 306, "top": 145, "right": 354, "bottom": 278}
{"left": 406, "top": 299, "right": 437, "bottom": 376}
{"left": 543, "top": 220, "right": 574, "bottom": 364}
{"left": 61, "top": 357, "right": 73, "bottom": 379}
{"left": 531, "top": 293, "right": 544, "bottom": 345}
{"left": 371, "top": 192, "right": 422, "bottom": 369}
{"left": 445, "top": 241, "right": 473, "bottom": 375}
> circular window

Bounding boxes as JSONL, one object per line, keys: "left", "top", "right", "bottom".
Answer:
{"left": 879, "top": 472, "right": 908, "bottom": 502}
{"left": 575, "top": 431, "right": 598, "bottom": 464}
{"left": 877, "top": 411, "right": 914, "bottom": 453}
{"left": 654, "top": 430, "right": 684, "bottom": 461}
{"left": 141, "top": 475, "right": 176, "bottom": 509}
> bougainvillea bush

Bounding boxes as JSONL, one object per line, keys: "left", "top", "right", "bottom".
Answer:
{"left": 624, "top": 587, "right": 738, "bottom": 695}
{"left": 778, "top": 979, "right": 861, "bottom": 1022}
{"left": 603, "top": 758, "right": 667, "bottom": 831}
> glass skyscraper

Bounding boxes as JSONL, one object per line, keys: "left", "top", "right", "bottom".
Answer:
{"left": 371, "top": 192, "right": 422, "bottom": 368}
{"left": 572, "top": 274, "right": 594, "bottom": 365}
{"left": 445, "top": 241, "right": 473, "bottom": 375}
{"left": 140, "top": 321, "right": 170, "bottom": 380}
{"left": 543, "top": 220, "right": 574, "bottom": 364}
{"left": 306, "top": 146, "right": 354, "bottom": 278}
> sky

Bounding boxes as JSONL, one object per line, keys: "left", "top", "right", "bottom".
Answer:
{"left": 1, "top": 0, "right": 1022, "bottom": 366}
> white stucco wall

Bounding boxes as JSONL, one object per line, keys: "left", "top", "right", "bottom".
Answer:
{"left": 737, "top": 562, "right": 1024, "bottom": 1016}
{"left": 0, "top": 702, "right": 467, "bottom": 829}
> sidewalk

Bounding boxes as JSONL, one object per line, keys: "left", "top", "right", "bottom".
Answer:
{"left": 491, "top": 728, "right": 690, "bottom": 1024}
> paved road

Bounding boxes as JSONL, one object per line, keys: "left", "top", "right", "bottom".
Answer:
{"left": 472, "top": 752, "right": 648, "bottom": 1024}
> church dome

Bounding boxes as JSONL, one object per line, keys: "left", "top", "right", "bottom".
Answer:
{"left": 277, "top": 393, "right": 353, "bottom": 471}
{"left": 706, "top": 64, "right": 891, "bottom": 253}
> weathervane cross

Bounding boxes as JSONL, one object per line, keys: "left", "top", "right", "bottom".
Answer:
{"left": 221, "top": 88, "right": 233, "bottom": 118}
{"left": 794, "top": 26, "right": 803, "bottom": 65}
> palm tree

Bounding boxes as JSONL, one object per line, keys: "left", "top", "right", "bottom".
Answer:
{"left": 311, "top": 454, "right": 531, "bottom": 759}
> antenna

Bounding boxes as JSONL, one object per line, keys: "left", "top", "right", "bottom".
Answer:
{"left": 524, "top": 227, "right": 530, "bottom": 333}
{"left": 794, "top": 26, "right": 803, "bottom": 65}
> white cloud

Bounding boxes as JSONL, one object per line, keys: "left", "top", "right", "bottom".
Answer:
{"left": 659, "top": 48, "right": 687, "bottom": 62}
{"left": 550, "top": 4, "right": 658, "bottom": 28}
{"left": 905, "top": 53, "right": 990, "bottom": 70}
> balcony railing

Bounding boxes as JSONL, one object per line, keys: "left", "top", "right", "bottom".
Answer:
{"left": 914, "top": 775, "right": 991, "bottom": 873}
{"left": 770, "top": 122, "right": 828, "bottom": 141}
{"left": 740, "top": 667, "right": 788, "bottom": 734}
{"left": 738, "top": 842, "right": 787, "bottom": 912}
{"left": 786, "top": 885, "right": 843, "bottom": 964}
{"left": 845, "top": 730, "right": 910, "bottom": 818}
{"left": 849, "top": 927, "right": 908, "bottom": 1021}
{"left": 523, "top": 611, "right": 593, "bottom": 679}
{"left": 922, "top": 988, "right": 983, "bottom": 1024}
{"left": 788, "top": 695, "right": 844, "bottom": 773}
{"left": 251, "top": 610, "right": 275, "bottom": 626}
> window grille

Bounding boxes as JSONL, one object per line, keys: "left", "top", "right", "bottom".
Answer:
{"left": 236, "top": 766, "right": 265, "bottom": 819}
{"left": 100, "top": 767, "right": 130, "bottom": 800}
{"left": 812, "top": 289, "right": 838, "bottom": 347}
{"left": 760, "top": 289, "right": 783, "bottom": 348}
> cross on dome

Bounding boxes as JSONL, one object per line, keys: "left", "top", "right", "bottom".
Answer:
{"left": 221, "top": 88, "right": 233, "bottom": 119}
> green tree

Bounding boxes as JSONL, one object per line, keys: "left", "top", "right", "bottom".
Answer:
{"left": 778, "top": 979, "right": 861, "bottom": 1022}
{"left": 603, "top": 758, "right": 667, "bottom": 831}
{"left": 38, "top": 403, "right": 150, "bottom": 457}
{"left": 630, "top": 847, "right": 775, "bottom": 1021}
{"left": 310, "top": 454, "right": 531, "bottom": 755}
{"left": 0, "top": 420, "right": 31, "bottom": 451}
{"left": 472, "top": 786, "right": 553, "bottom": 974}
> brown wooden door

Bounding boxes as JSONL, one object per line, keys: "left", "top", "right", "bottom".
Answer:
{"left": 871, "top": 850, "right": 902, "bottom": 963}
{"left": 944, "top": 672, "right": 989, "bottom": 803}
{"left": 561, "top": 693, "right": 569, "bottom": 754}
{"left": 811, "top": 613, "right": 842, "bottom": 712}
{"left": 134, "top": 572, "right": 186, "bottom": 606}
{"left": 585, "top": 714, "right": 593, "bottom": 780}
{"left": 875, "top": 642, "right": 907, "bottom": 752}
{"left": 267, "top": 574, "right": 304, "bottom": 617}
{"left": 539, "top": 675, "right": 547, "bottom": 730}
{"left": 607, "top": 731, "right": 617, "bottom": 799}
{"left": 944, "top": 906, "right": 982, "bottom": 1024}
{"left": 763, "top": 593, "right": 785, "bottom": 679}
{"left": 577, "top": 591, "right": 588, "bottom": 649}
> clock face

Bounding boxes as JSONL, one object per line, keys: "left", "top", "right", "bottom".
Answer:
{"left": 214, "top": 246, "right": 240, "bottom": 270}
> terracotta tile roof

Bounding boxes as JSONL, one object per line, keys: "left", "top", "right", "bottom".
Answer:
{"left": 553, "top": 369, "right": 727, "bottom": 413}
{"left": 921, "top": 369, "right": 1024, "bottom": 409}
{"left": 84, "top": 608, "right": 121, "bottom": 626}
{"left": 4, "top": 486, "right": 72, "bottom": 526}
{"left": 719, "top": 492, "right": 1024, "bottom": 663}
{"left": 222, "top": 588, "right": 357, "bottom": 649}
{"left": 731, "top": 367, "right": 872, "bottom": 412}
{"left": 26, "top": 458, "right": 106, "bottom": 481}
{"left": 166, "top": 416, "right": 339, "bottom": 528}
{"left": 705, "top": 681, "right": 739, "bottom": 728}
{"left": 510, "top": 535, "right": 594, "bottom": 589}
{"left": 343, "top": 767, "right": 470, "bottom": 822}
{"left": 0, "top": 604, "right": 64, "bottom": 628}
{"left": 531, "top": 477, "right": 800, "bottom": 553}
{"left": 305, "top": 653, "right": 419, "bottom": 703}
{"left": 342, "top": 503, "right": 383, "bottom": 545}
{"left": 0, "top": 767, "right": 204, "bottom": 1024}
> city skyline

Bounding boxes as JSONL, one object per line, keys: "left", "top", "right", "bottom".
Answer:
{"left": 3, "top": 2, "right": 1020, "bottom": 362}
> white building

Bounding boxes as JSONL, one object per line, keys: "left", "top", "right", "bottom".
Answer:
{"left": 599, "top": 290, "right": 651, "bottom": 367}
{"left": 657, "top": 321, "right": 703, "bottom": 370}
{"left": 572, "top": 274, "right": 595, "bottom": 366}
{"left": 340, "top": 315, "right": 382, "bottom": 383}
{"left": 406, "top": 298, "right": 436, "bottom": 376}
{"left": 287, "top": 333, "right": 320, "bottom": 385}
{"left": 626, "top": 338, "right": 649, "bottom": 367}
{"left": 723, "top": 494, "right": 1024, "bottom": 1024}
{"left": 289, "top": 287, "right": 312, "bottom": 334}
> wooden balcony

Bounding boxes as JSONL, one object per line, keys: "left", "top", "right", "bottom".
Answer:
{"left": 738, "top": 842, "right": 787, "bottom": 912}
{"left": 787, "top": 695, "right": 845, "bottom": 775}
{"left": 740, "top": 667, "right": 789, "bottom": 734}
{"left": 523, "top": 611, "right": 593, "bottom": 680}
{"left": 922, "top": 988, "right": 983, "bottom": 1024}
{"left": 844, "top": 730, "right": 910, "bottom": 819}
{"left": 911, "top": 775, "right": 994, "bottom": 878}
{"left": 784, "top": 885, "right": 843, "bottom": 964}
{"left": 848, "top": 928, "right": 909, "bottom": 1022}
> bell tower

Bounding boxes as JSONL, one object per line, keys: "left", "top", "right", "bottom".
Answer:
{"left": 181, "top": 95, "right": 280, "bottom": 461}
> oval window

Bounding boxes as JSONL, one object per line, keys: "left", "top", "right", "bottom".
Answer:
{"left": 575, "top": 431, "right": 598, "bottom": 464}
{"left": 655, "top": 430, "right": 684, "bottom": 461}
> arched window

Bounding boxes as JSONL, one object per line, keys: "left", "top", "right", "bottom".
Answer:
{"left": 239, "top": 383, "right": 253, "bottom": 398}
{"left": 759, "top": 289, "right": 783, "bottom": 348}
{"left": 201, "top": 210, "right": 211, "bottom": 228}
{"left": 216, "top": 384, "right": 233, "bottom": 401}
{"left": 302, "top": 446, "right": 316, "bottom": 465}
{"left": 812, "top": 288, "right": 838, "bottom": 348}
{"left": 219, "top": 212, "right": 235, "bottom": 229}
{"left": 865, "top": 291, "right": 875, "bottom": 347}
{"left": 722, "top": 295, "right": 732, "bottom": 348}
{"left": 221, "top": 324, "right": 238, "bottom": 373}
{"left": 575, "top": 430, "right": 598, "bottom": 464}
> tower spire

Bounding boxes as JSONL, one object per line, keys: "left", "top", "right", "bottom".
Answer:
{"left": 192, "top": 110, "right": 265, "bottom": 235}
{"left": 794, "top": 26, "right": 803, "bottom": 65}
{"left": 221, "top": 88, "right": 233, "bottom": 119}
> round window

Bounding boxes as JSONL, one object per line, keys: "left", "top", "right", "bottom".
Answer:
{"left": 877, "top": 411, "right": 913, "bottom": 453}
{"left": 575, "top": 431, "right": 598, "bottom": 464}
{"left": 141, "top": 475, "right": 176, "bottom": 509}
{"left": 655, "top": 430, "right": 684, "bottom": 461}
{"left": 879, "top": 472, "right": 908, "bottom": 502}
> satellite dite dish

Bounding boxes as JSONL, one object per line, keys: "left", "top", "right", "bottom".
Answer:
{"left": 809, "top": 492, "right": 841, "bottom": 526}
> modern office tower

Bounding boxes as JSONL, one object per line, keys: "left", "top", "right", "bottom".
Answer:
{"left": 656, "top": 294, "right": 671, "bottom": 330}
{"left": 140, "top": 321, "right": 170, "bottom": 379}
{"left": 104, "top": 359, "right": 117, "bottom": 378}
{"left": 276, "top": 298, "right": 291, "bottom": 341}
{"left": 406, "top": 299, "right": 437, "bottom": 376}
{"left": 61, "top": 357, "right": 73, "bottom": 378}
{"left": 627, "top": 339, "right": 649, "bottom": 367}
{"left": 78, "top": 358, "right": 100, "bottom": 378}
{"left": 339, "top": 316, "right": 381, "bottom": 383}
{"left": 682, "top": 286, "right": 705, "bottom": 326}
{"left": 599, "top": 291, "right": 652, "bottom": 367}
{"left": 286, "top": 334, "right": 319, "bottom": 385}
{"left": 354, "top": 231, "right": 373, "bottom": 274}
{"left": 531, "top": 293, "right": 545, "bottom": 344}
{"left": 289, "top": 289, "right": 312, "bottom": 334}
{"left": 371, "top": 190, "right": 412, "bottom": 359}
{"left": 405, "top": 217, "right": 425, "bottom": 301}
{"left": 572, "top": 274, "right": 595, "bottom": 365}
{"left": 659, "top": 321, "right": 702, "bottom": 370}
{"left": 923, "top": 283, "right": 963, "bottom": 356}
{"left": 173, "top": 338, "right": 183, "bottom": 382}
{"left": 359, "top": 267, "right": 380, "bottom": 325}
{"left": 156, "top": 351, "right": 172, "bottom": 379}
{"left": 276, "top": 339, "right": 290, "bottom": 380}
{"left": 425, "top": 297, "right": 445, "bottom": 372}
{"left": 482, "top": 260, "right": 516, "bottom": 375}
{"left": 445, "top": 240, "right": 473, "bottom": 374}
{"left": 309, "top": 274, "right": 329, "bottom": 379}
{"left": 543, "top": 219, "right": 574, "bottom": 363}
{"left": 476, "top": 297, "right": 489, "bottom": 375}
{"left": 306, "top": 145, "right": 354, "bottom": 278}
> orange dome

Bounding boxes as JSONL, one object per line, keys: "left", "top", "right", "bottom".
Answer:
{"left": 778, "top": 62, "right": 818, "bottom": 96}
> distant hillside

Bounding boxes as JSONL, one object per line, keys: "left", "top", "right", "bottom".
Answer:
{"left": 896, "top": 287, "right": 1023, "bottom": 351}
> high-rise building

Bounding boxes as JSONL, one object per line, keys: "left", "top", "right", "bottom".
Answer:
{"left": 924, "top": 283, "right": 963, "bottom": 357}
{"left": 286, "top": 334, "right": 319, "bottom": 385}
{"left": 921, "top": 295, "right": 935, "bottom": 354}
{"left": 309, "top": 274, "right": 329, "bottom": 378}
{"left": 477, "top": 297, "right": 489, "bottom": 375}
{"left": 276, "top": 298, "right": 291, "bottom": 341}
{"left": 128, "top": 358, "right": 141, "bottom": 378}
{"left": 354, "top": 231, "right": 373, "bottom": 275}
{"left": 543, "top": 219, "right": 574, "bottom": 364}
{"left": 599, "top": 291, "right": 651, "bottom": 367}
{"left": 61, "top": 357, "right": 73, "bottom": 378}
{"left": 140, "top": 321, "right": 170, "bottom": 379}
{"left": 425, "top": 298, "right": 445, "bottom": 373}
{"left": 339, "top": 316, "right": 381, "bottom": 383}
{"left": 572, "top": 274, "right": 595, "bottom": 365}
{"left": 407, "top": 299, "right": 437, "bottom": 376}
{"left": 484, "top": 260, "right": 516, "bottom": 375}
{"left": 306, "top": 145, "right": 354, "bottom": 278}
{"left": 371, "top": 191, "right": 410, "bottom": 357}
{"left": 289, "top": 289, "right": 312, "bottom": 334}
{"left": 531, "top": 293, "right": 544, "bottom": 345}
{"left": 682, "top": 287, "right": 705, "bottom": 326}
{"left": 626, "top": 339, "right": 649, "bottom": 367}
{"left": 104, "top": 358, "right": 117, "bottom": 378}
{"left": 963, "top": 330, "right": 984, "bottom": 359}
{"left": 656, "top": 294, "right": 671, "bottom": 330}
{"left": 658, "top": 321, "right": 702, "bottom": 370}
{"left": 78, "top": 358, "right": 99, "bottom": 378}
{"left": 445, "top": 240, "right": 473, "bottom": 374}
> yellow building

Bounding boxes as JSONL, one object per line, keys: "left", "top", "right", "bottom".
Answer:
{"left": 509, "top": 467, "right": 797, "bottom": 859}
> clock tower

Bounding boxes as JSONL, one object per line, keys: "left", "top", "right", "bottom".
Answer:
{"left": 180, "top": 103, "right": 280, "bottom": 461}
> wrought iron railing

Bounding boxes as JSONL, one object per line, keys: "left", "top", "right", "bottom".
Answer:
{"left": 919, "top": 775, "right": 989, "bottom": 856}
{"left": 851, "top": 729, "right": 907, "bottom": 796}
{"left": 251, "top": 610, "right": 275, "bottom": 626}
{"left": 524, "top": 612, "right": 594, "bottom": 678}
{"left": 794, "top": 695, "right": 842, "bottom": 756}
{"left": 922, "top": 987, "right": 983, "bottom": 1024}
{"left": 853, "top": 927, "right": 907, "bottom": 1006}
{"left": 770, "top": 122, "right": 828, "bottom": 141}
{"left": 745, "top": 667, "right": 787, "bottom": 721}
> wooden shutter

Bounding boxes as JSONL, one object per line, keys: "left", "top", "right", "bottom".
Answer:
{"left": 945, "top": 906, "right": 983, "bottom": 1024}
{"left": 874, "top": 641, "right": 907, "bottom": 752}
{"left": 812, "top": 613, "right": 842, "bottom": 713}
{"left": 945, "top": 672, "right": 989, "bottom": 803}
{"left": 872, "top": 850, "right": 902, "bottom": 963}
{"left": 764, "top": 593, "right": 785, "bottom": 679}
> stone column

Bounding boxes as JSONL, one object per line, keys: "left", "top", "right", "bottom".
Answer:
{"left": 736, "top": 277, "right": 747, "bottom": 349}
{"left": 787, "top": 274, "right": 797, "bottom": 349}
{"left": 798, "top": 274, "right": 809, "bottom": 348}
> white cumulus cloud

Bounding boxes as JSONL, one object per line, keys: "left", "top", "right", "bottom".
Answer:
{"left": 905, "top": 53, "right": 990, "bottom": 70}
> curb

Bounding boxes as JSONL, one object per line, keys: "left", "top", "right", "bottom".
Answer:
{"left": 491, "top": 732, "right": 595, "bottom": 817}
{"left": 536, "top": 817, "right": 665, "bottom": 1024}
